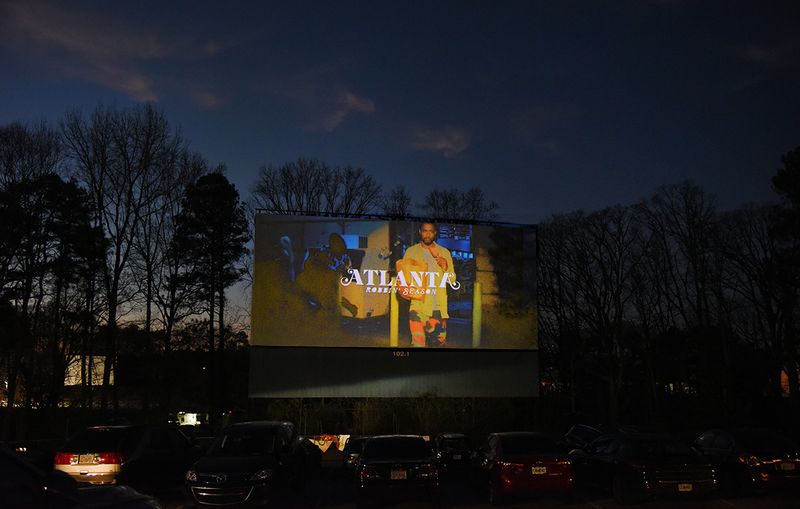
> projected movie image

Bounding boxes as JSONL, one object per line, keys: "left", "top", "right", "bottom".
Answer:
{"left": 251, "top": 215, "right": 537, "bottom": 350}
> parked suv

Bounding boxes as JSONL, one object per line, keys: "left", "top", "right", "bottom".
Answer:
{"left": 570, "top": 432, "right": 718, "bottom": 504}
{"left": 53, "top": 424, "right": 201, "bottom": 495}
{"left": 185, "top": 421, "right": 309, "bottom": 506}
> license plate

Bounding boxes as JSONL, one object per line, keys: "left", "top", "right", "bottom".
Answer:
{"left": 390, "top": 470, "right": 407, "bottom": 480}
{"left": 453, "top": 454, "right": 462, "bottom": 460}
{"left": 532, "top": 466, "right": 547, "bottom": 475}
{"left": 79, "top": 454, "right": 95, "bottom": 465}
{"left": 678, "top": 483, "right": 693, "bottom": 492}
{"left": 780, "top": 462, "right": 796, "bottom": 471}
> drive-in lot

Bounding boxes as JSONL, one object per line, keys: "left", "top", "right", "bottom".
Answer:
{"left": 163, "top": 468, "right": 800, "bottom": 509}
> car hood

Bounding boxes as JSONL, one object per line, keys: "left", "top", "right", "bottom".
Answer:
{"left": 193, "top": 455, "right": 278, "bottom": 474}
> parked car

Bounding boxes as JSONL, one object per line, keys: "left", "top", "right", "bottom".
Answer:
{"left": 53, "top": 424, "right": 201, "bottom": 495}
{"left": 3, "top": 445, "right": 161, "bottom": 509}
{"left": 356, "top": 435, "right": 440, "bottom": 507}
{"left": 472, "top": 432, "right": 573, "bottom": 505}
{"left": 433, "top": 432, "right": 471, "bottom": 473}
{"left": 693, "top": 428, "right": 800, "bottom": 493}
{"left": 570, "top": 432, "right": 718, "bottom": 504}
{"left": 343, "top": 435, "right": 370, "bottom": 472}
{"left": 185, "top": 421, "right": 307, "bottom": 506}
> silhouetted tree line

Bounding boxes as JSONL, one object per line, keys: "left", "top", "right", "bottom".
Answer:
{"left": 1, "top": 103, "right": 797, "bottom": 438}
{"left": 538, "top": 150, "right": 800, "bottom": 429}
{"left": 0, "top": 106, "right": 254, "bottom": 439}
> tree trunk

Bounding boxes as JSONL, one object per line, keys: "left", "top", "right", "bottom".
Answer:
{"left": 208, "top": 293, "right": 216, "bottom": 422}
{"left": 218, "top": 283, "right": 226, "bottom": 413}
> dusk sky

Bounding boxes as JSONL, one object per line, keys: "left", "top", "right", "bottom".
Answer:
{"left": 1, "top": 0, "right": 798, "bottom": 224}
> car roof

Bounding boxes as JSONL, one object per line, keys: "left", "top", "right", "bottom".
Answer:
{"left": 437, "top": 432, "right": 467, "bottom": 439}
{"left": 86, "top": 425, "right": 143, "bottom": 430}
{"left": 490, "top": 431, "right": 553, "bottom": 438}
{"left": 225, "top": 420, "right": 293, "bottom": 430}
{"left": 594, "top": 431, "right": 676, "bottom": 442}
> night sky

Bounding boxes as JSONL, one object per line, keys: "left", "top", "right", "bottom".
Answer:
{"left": 1, "top": 0, "right": 798, "bottom": 224}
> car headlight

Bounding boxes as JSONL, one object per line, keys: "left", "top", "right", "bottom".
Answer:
{"left": 185, "top": 470, "right": 197, "bottom": 481}
{"left": 250, "top": 469, "right": 274, "bottom": 481}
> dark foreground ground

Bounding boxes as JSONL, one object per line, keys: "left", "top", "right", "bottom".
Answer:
{"left": 160, "top": 466, "right": 800, "bottom": 509}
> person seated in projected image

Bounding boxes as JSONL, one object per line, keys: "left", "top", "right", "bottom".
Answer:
{"left": 296, "top": 233, "right": 352, "bottom": 321}
{"left": 400, "top": 222, "right": 456, "bottom": 347}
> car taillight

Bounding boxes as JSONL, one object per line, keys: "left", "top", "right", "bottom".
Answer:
{"left": 95, "top": 452, "right": 123, "bottom": 464}
{"left": 54, "top": 452, "right": 77, "bottom": 465}
{"left": 360, "top": 465, "right": 380, "bottom": 480}
{"left": 739, "top": 455, "right": 760, "bottom": 467}
{"left": 498, "top": 461, "right": 525, "bottom": 470}
{"left": 417, "top": 463, "right": 438, "bottom": 478}
{"left": 556, "top": 459, "right": 572, "bottom": 465}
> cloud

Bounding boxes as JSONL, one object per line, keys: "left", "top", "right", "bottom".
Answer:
{"left": 0, "top": 0, "right": 220, "bottom": 102}
{"left": 261, "top": 60, "right": 376, "bottom": 132}
{"left": 411, "top": 127, "right": 471, "bottom": 157}
{"left": 189, "top": 89, "right": 226, "bottom": 110}
{"left": 319, "top": 91, "right": 376, "bottom": 132}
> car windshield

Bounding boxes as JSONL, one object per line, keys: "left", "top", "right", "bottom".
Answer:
{"left": 441, "top": 438, "right": 469, "bottom": 450}
{"left": 622, "top": 438, "right": 694, "bottom": 458}
{"left": 500, "top": 435, "right": 559, "bottom": 455}
{"left": 363, "top": 437, "right": 431, "bottom": 460}
{"left": 734, "top": 430, "right": 798, "bottom": 454}
{"left": 208, "top": 427, "right": 277, "bottom": 457}
{"left": 64, "top": 427, "right": 144, "bottom": 455}
{"left": 345, "top": 438, "right": 367, "bottom": 452}
{"left": 568, "top": 425, "right": 601, "bottom": 443}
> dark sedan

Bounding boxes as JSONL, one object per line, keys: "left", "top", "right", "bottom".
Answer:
{"left": 472, "top": 432, "right": 573, "bottom": 505}
{"left": 694, "top": 428, "right": 800, "bottom": 493}
{"left": 570, "top": 432, "right": 718, "bottom": 504}
{"left": 356, "top": 435, "right": 440, "bottom": 507}
{"left": 185, "top": 421, "right": 306, "bottom": 506}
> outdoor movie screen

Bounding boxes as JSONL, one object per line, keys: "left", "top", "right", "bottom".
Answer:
{"left": 251, "top": 214, "right": 537, "bottom": 350}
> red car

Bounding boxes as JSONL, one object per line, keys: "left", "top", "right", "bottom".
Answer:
{"left": 473, "top": 432, "right": 573, "bottom": 505}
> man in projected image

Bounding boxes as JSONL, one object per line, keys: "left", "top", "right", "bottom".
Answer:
{"left": 401, "top": 222, "right": 456, "bottom": 347}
